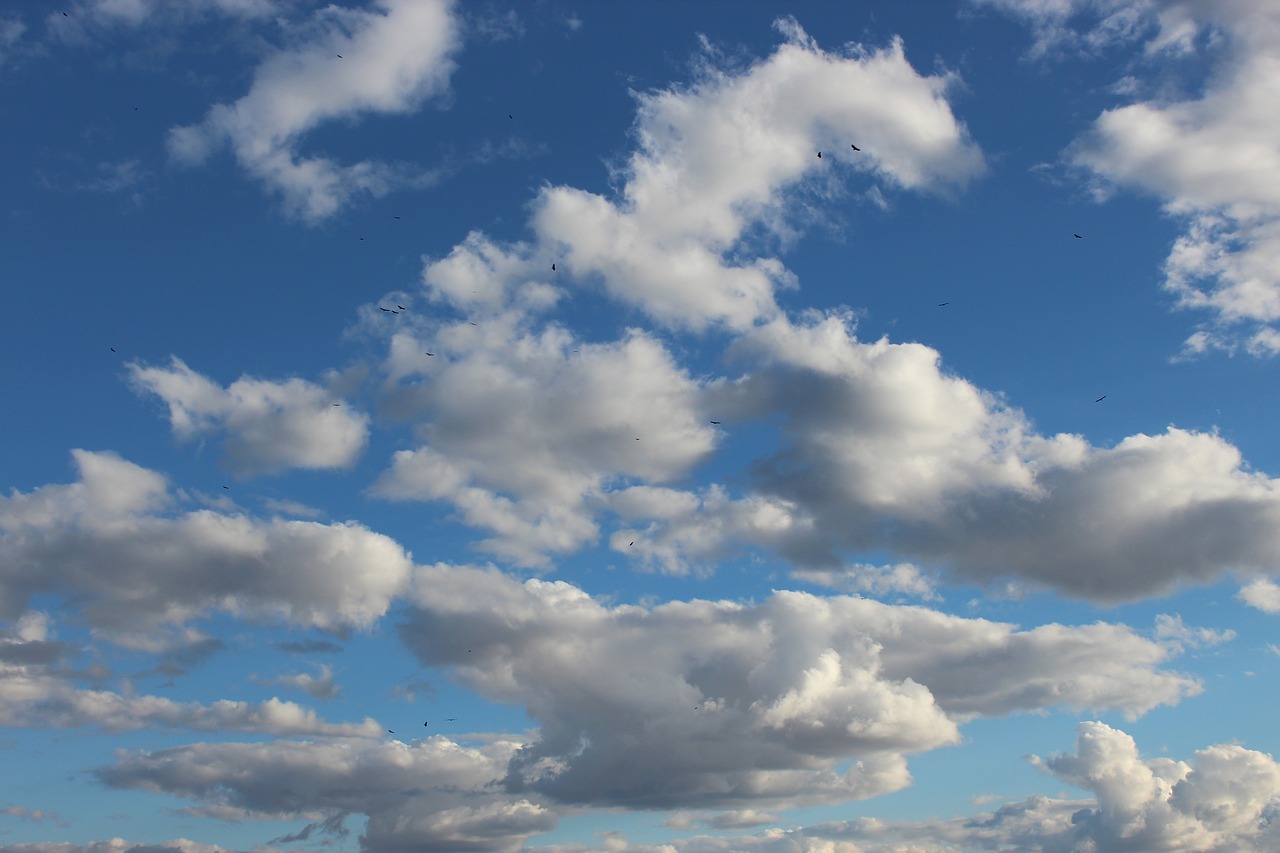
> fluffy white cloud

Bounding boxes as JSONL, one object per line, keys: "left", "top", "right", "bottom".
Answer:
{"left": 531, "top": 19, "right": 984, "bottom": 331}
{"left": 0, "top": 842, "right": 237, "bottom": 853}
{"left": 530, "top": 723, "right": 1280, "bottom": 853}
{"left": 373, "top": 325, "right": 713, "bottom": 566}
{"left": 400, "top": 563, "right": 1197, "bottom": 809}
{"left": 129, "top": 358, "right": 369, "bottom": 476}
{"left": 0, "top": 450, "right": 411, "bottom": 645}
{"left": 98, "top": 736, "right": 555, "bottom": 853}
{"left": 251, "top": 663, "right": 339, "bottom": 700}
{"left": 1237, "top": 577, "right": 1280, "bottom": 613}
{"left": 984, "top": 0, "right": 1280, "bottom": 354}
{"left": 625, "top": 314, "right": 1280, "bottom": 601}
{"left": 167, "top": 0, "right": 459, "bottom": 220}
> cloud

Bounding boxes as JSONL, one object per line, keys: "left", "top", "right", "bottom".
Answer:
{"left": 622, "top": 313, "right": 1280, "bottom": 601}
{"left": 399, "top": 563, "right": 1197, "bottom": 810}
{"left": 97, "top": 737, "right": 555, "bottom": 853}
{"left": 166, "top": 0, "right": 460, "bottom": 221}
{"left": 252, "top": 664, "right": 340, "bottom": 700}
{"left": 530, "top": 723, "right": 1280, "bottom": 853}
{"left": 129, "top": 358, "right": 369, "bottom": 476}
{"left": 530, "top": 18, "right": 984, "bottom": 332}
{"left": 984, "top": 0, "right": 1280, "bottom": 355}
{"left": 373, "top": 325, "right": 713, "bottom": 566}
{"left": 0, "top": 843, "right": 237, "bottom": 853}
{"left": 1237, "top": 577, "right": 1280, "bottom": 613}
{"left": 0, "top": 450, "right": 412, "bottom": 646}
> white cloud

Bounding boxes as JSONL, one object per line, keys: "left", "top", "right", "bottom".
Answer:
{"left": 1154, "top": 613, "right": 1236, "bottom": 651}
{"left": 1237, "top": 577, "right": 1280, "bottom": 613}
{"left": 0, "top": 842, "right": 237, "bottom": 853}
{"left": 97, "top": 736, "right": 555, "bottom": 853}
{"left": 129, "top": 358, "right": 369, "bottom": 476}
{"left": 166, "top": 0, "right": 460, "bottom": 221}
{"left": 622, "top": 313, "right": 1280, "bottom": 601}
{"left": 399, "top": 564, "right": 1197, "bottom": 809}
{"left": 790, "top": 563, "right": 939, "bottom": 601}
{"left": 0, "top": 450, "right": 411, "bottom": 645}
{"left": 373, "top": 326, "right": 713, "bottom": 566}
{"left": 985, "top": 0, "right": 1280, "bottom": 355}
{"left": 530, "top": 19, "right": 984, "bottom": 332}
{"left": 532, "top": 723, "right": 1280, "bottom": 853}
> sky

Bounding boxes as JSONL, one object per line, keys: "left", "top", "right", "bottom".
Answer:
{"left": 3, "top": 0, "right": 1280, "bottom": 851}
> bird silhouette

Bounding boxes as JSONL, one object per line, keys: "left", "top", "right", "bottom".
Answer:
{"left": 551, "top": 263, "right": 556, "bottom": 271}
{"left": 710, "top": 420, "right": 721, "bottom": 424}
{"left": 1074, "top": 233, "right": 1083, "bottom": 239}
{"left": 1095, "top": 395, "right": 1107, "bottom": 402}
{"left": 938, "top": 302, "right": 949, "bottom": 307}
{"left": 423, "top": 721, "right": 429, "bottom": 726}
{"left": 388, "top": 729, "right": 394, "bottom": 733}
{"left": 817, "top": 151, "right": 822, "bottom": 159}
{"left": 110, "top": 347, "right": 117, "bottom": 352}
{"left": 508, "top": 114, "right": 513, "bottom": 119}
{"left": 425, "top": 352, "right": 434, "bottom": 357}
{"left": 222, "top": 485, "right": 229, "bottom": 490}
{"left": 336, "top": 54, "right": 343, "bottom": 58}
{"left": 850, "top": 144, "right": 860, "bottom": 151}
{"left": 629, "top": 542, "right": 634, "bottom": 547}
{"left": 379, "top": 307, "right": 391, "bottom": 312}
{"left": 397, "top": 305, "right": 406, "bottom": 310}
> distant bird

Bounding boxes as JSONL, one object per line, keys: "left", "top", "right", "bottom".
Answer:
{"left": 817, "top": 151, "right": 822, "bottom": 159}
{"left": 445, "top": 717, "right": 456, "bottom": 721}
{"left": 636, "top": 437, "right": 640, "bottom": 440}
{"left": 336, "top": 54, "right": 343, "bottom": 58}
{"left": 110, "top": 347, "right": 116, "bottom": 352}
{"left": 709, "top": 420, "right": 721, "bottom": 424}
{"left": 423, "top": 721, "right": 429, "bottom": 726}
{"left": 391, "top": 310, "right": 401, "bottom": 314}
{"left": 388, "top": 729, "right": 394, "bottom": 733}
{"left": 551, "top": 263, "right": 556, "bottom": 271}
{"left": 468, "top": 322, "right": 478, "bottom": 326}
{"left": 379, "top": 307, "right": 391, "bottom": 312}
{"left": 508, "top": 114, "right": 513, "bottom": 119}
{"left": 1095, "top": 395, "right": 1107, "bottom": 402}
{"left": 1074, "top": 233, "right": 1083, "bottom": 239}
{"left": 359, "top": 236, "right": 365, "bottom": 241}
{"left": 425, "top": 352, "right": 434, "bottom": 357}
{"left": 222, "top": 485, "right": 229, "bottom": 490}
{"left": 332, "top": 403, "right": 341, "bottom": 407}
{"left": 938, "top": 302, "right": 949, "bottom": 307}
{"left": 850, "top": 144, "right": 860, "bottom": 151}
{"left": 628, "top": 541, "right": 634, "bottom": 547}
{"left": 393, "top": 216, "right": 401, "bottom": 220}
{"left": 397, "top": 305, "right": 406, "bottom": 310}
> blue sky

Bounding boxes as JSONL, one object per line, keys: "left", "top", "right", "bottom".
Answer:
{"left": 4, "top": 1, "right": 1280, "bottom": 851}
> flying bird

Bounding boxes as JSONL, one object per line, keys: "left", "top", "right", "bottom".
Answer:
{"left": 332, "top": 403, "right": 341, "bottom": 407}
{"left": 469, "top": 322, "right": 478, "bottom": 326}
{"left": 1074, "top": 233, "right": 1083, "bottom": 239}
{"left": 110, "top": 347, "right": 116, "bottom": 352}
{"left": 709, "top": 420, "right": 721, "bottom": 424}
{"left": 393, "top": 216, "right": 401, "bottom": 220}
{"left": 423, "top": 721, "right": 429, "bottom": 726}
{"left": 629, "top": 541, "right": 634, "bottom": 547}
{"left": 850, "top": 144, "right": 860, "bottom": 151}
{"left": 551, "top": 263, "right": 556, "bottom": 271}
{"left": 445, "top": 718, "right": 457, "bottom": 721}
{"left": 508, "top": 114, "right": 513, "bottom": 119}
{"left": 336, "top": 54, "right": 343, "bottom": 58}
{"left": 817, "top": 151, "right": 822, "bottom": 159}
{"left": 425, "top": 352, "right": 434, "bottom": 357}
{"left": 388, "top": 729, "right": 394, "bottom": 734}
{"left": 379, "top": 307, "right": 391, "bottom": 312}
{"left": 1095, "top": 395, "right": 1107, "bottom": 403}
{"left": 222, "top": 485, "right": 229, "bottom": 490}
{"left": 938, "top": 302, "right": 949, "bottom": 307}
{"left": 397, "top": 305, "right": 406, "bottom": 310}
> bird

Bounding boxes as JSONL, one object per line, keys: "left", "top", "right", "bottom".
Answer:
{"left": 388, "top": 729, "right": 394, "bottom": 734}
{"left": 336, "top": 54, "right": 343, "bottom": 58}
{"left": 425, "top": 352, "right": 434, "bottom": 357}
{"left": 1095, "top": 395, "right": 1107, "bottom": 403}
{"left": 508, "top": 114, "right": 513, "bottom": 119}
{"left": 850, "top": 144, "right": 861, "bottom": 151}
{"left": 423, "top": 721, "right": 429, "bottom": 727}
{"left": 379, "top": 307, "right": 391, "bottom": 312}
{"left": 445, "top": 718, "right": 456, "bottom": 721}
{"left": 551, "top": 263, "right": 556, "bottom": 271}
{"left": 110, "top": 347, "right": 116, "bottom": 352}
{"left": 332, "top": 403, "right": 341, "bottom": 407}
{"left": 1074, "top": 233, "right": 1083, "bottom": 239}
{"left": 629, "top": 541, "right": 634, "bottom": 547}
{"left": 938, "top": 302, "right": 949, "bottom": 307}
{"left": 709, "top": 420, "right": 721, "bottom": 424}
{"left": 359, "top": 236, "right": 365, "bottom": 241}
{"left": 393, "top": 216, "right": 401, "bottom": 220}
{"left": 817, "top": 151, "right": 822, "bottom": 159}
{"left": 468, "top": 322, "right": 478, "bottom": 326}
{"left": 222, "top": 485, "right": 229, "bottom": 490}
{"left": 397, "top": 305, "right": 406, "bottom": 310}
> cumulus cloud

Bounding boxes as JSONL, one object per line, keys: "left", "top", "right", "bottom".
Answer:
{"left": 529, "top": 723, "right": 1280, "bottom": 853}
{"left": 97, "top": 737, "right": 555, "bottom": 853}
{"left": 530, "top": 18, "right": 984, "bottom": 331}
{"left": 621, "top": 313, "right": 1280, "bottom": 601}
{"left": 1237, "top": 577, "right": 1280, "bottom": 613}
{"left": 129, "top": 357, "right": 369, "bottom": 476}
{"left": 0, "top": 842, "right": 238, "bottom": 853}
{"left": 251, "top": 663, "right": 340, "bottom": 700}
{"left": 983, "top": 0, "right": 1280, "bottom": 355}
{"left": 166, "top": 0, "right": 460, "bottom": 220}
{"left": 0, "top": 450, "right": 411, "bottom": 645}
{"left": 400, "top": 563, "right": 1197, "bottom": 809}
{"left": 373, "top": 325, "right": 713, "bottom": 566}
